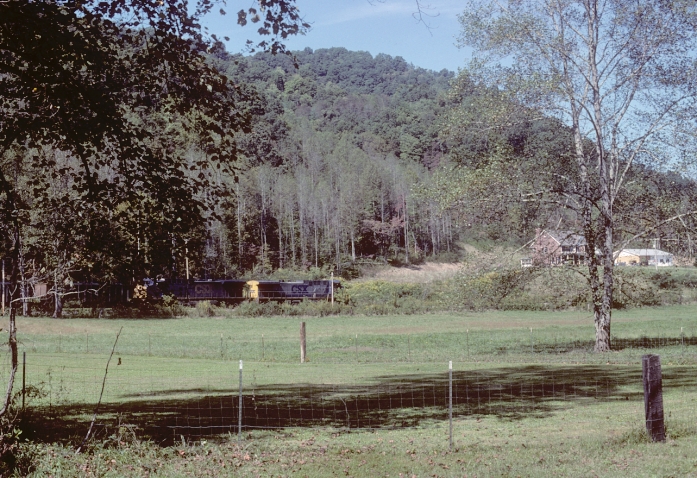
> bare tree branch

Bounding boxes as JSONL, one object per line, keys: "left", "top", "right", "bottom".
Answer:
{"left": 76, "top": 326, "right": 123, "bottom": 453}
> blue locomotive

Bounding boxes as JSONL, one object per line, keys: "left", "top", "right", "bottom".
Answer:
{"left": 146, "top": 278, "right": 339, "bottom": 304}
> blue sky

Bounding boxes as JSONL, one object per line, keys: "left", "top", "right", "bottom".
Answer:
{"left": 204, "top": 0, "right": 468, "bottom": 72}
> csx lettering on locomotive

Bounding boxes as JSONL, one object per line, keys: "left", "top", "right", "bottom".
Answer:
{"left": 147, "top": 279, "right": 339, "bottom": 304}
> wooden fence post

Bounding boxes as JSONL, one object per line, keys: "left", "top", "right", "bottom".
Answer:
{"left": 642, "top": 354, "right": 666, "bottom": 442}
{"left": 22, "top": 351, "right": 26, "bottom": 410}
{"left": 300, "top": 322, "right": 306, "bottom": 364}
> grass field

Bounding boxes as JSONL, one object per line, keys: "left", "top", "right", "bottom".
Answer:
{"left": 14, "top": 304, "right": 697, "bottom": 363}
{"left": 8, "top": 305, "right": 697, "bottom": 476}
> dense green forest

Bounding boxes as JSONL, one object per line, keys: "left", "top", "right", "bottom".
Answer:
{"left": 4, "top": 45, "right": 697, "bottom": 293}
{"left": 199, "top": 46, "right": 697, "bottom": 278}
{"left": 206, "top": 47, "right": 458, "bottom": 277}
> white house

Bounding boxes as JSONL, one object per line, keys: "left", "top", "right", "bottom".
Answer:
{"left": 614, "top": 248, "right": 673, "bottom": 267}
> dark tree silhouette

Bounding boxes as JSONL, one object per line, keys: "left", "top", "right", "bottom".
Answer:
{"left": 0, "top": 0, "right": 308, "bottom": 417}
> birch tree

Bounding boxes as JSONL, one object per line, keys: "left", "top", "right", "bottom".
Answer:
{"left": 457, "top": 0, "right": 697, "bottom": 351}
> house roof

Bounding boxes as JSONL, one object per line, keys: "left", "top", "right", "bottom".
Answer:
{"left": 615, "top": 248, "right": 673, "bottom": 257}
{"left": 541, "top": 230, "right": 586, "bottom": 246}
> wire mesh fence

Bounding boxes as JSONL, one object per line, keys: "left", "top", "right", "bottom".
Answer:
{"left": 3, "top": 319, "right": 697, "bottom": 447}
{"left": 11, "top": 352, "right": 697, "bottom": 447}
{"left": 13, "top": 327, "right": 697, "bottom": 364}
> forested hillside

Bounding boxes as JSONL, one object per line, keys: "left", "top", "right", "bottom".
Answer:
{"left": 199, "top": 46, "right": 697, "bottom": 279}
{"left": 5, "top": 46, "right": 697, "bottom": 290}
{"left": 202, "top": 47, "right": 458, "bottom": 278}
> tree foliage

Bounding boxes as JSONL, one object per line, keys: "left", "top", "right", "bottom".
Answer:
{"left": 0, "top": 0, "right": 308, "bottom": 417}
{"left": 455, "top": 0, "right": 697, "bottom": 351}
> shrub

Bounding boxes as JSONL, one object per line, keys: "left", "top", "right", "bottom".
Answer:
{"left": 278, "top": 300, "right": 345, "bottom": 317}
{"left": 429, "top": 251, "right": 462, "bottom": 264}
{"left": 229, "top": 301, "right": 281, "bottom": 317}
{"left": 456, "top": 267, "right": 544, "bottom": 310}
{"left": 192, "top": 300, "right": 217, "bottom": 318}
{"left": 453, "top": 265, "right": 690, "bottom": 312}
{"left": 342, "top": 280, "right": 448, "bottom": 315}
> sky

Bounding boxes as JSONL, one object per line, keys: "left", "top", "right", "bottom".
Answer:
{"left": 204, "top": 0, "right": 468, "bottom": 73}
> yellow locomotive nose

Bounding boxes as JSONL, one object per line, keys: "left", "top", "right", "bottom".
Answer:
{"left": 246, "top": 281, "right": 259, "bottom": 301}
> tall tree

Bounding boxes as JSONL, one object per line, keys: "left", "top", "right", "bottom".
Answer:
{"left": 456, "top": 0, "right": 697, "bottom": 351}
{"left": 0, "top": 0, "right": 308, "bottom": 416}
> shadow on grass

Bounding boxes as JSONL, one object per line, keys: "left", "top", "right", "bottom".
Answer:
{"left": 19, "top": 364, "right": 696, "bottom": 446}
{"left": 518, "top": 336, "right": 697, "bottom": 354}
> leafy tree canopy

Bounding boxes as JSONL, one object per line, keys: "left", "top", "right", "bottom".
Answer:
{"left": 0, "top": 0, "right": 308, "bottom": 414}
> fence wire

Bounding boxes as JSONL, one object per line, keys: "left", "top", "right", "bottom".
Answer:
{"left": 3, "top": 327, "right": 696, "bottom": 446}
{"left": 11, "top": 353, "right": 697, "bottom": 447}
{"left": 12, "top": 328, "right": 697, "bottom": 364}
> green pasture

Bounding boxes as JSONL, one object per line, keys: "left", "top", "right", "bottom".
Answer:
{"left": 12, "top": 304, "right": 697, "bottom": 365}
{"left": 8, "top": 305, "right": 697, "bottom": 476}
{"left": 24, "top": 394, "right": 697, "bottom": 477}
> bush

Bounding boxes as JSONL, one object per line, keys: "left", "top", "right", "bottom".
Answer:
{"left": 229, "top": 301, "right": 282, "bottom": 317}
{"left": 342, "top": 281, "right": 449, "bottom": 315}
{"left": 345, "top": 281, "right": 417, "bottom": 307}
{"left": 429, "top": 251, "right": 462, "bottom": 264}
{"left": 192, "top": 300, "right": 216, "bottom": 318}
{"left": 226, "top": 299, "right": 348, "bottom": 318}
{"left": 456, "top": 267, "right": 544, "bottom": 310}
{"left": 453, "top": 265, "right": 688, "bottom": 312}
{"left": 278, "top": 300, "right": 346, "bottom": 317}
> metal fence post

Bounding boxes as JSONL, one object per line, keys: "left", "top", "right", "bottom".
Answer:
{"left": 238, "top": 360, "right": 243, "bottom": 445}
{"left": 449, "top": 360, "right": 453, "bottom": 451}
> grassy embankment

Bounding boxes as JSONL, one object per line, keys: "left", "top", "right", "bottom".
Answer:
{"left": 8, "top": 305, "right": 697, "bottom": 476}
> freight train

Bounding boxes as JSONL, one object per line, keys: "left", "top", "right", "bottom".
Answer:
{"left": 4, "top": 277, "right": 339, "bottom": 310}
{"left": 146, "top": 278, "right": 340, "bottom": 304}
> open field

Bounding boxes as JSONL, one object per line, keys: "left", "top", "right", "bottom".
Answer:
{"left": 7, "top": 305, "right": 697, "bottom": 476}
{"left": 13, "top": 304, "right": 697, "bottom": 364}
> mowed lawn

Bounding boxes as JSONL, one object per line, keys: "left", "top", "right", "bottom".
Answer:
{"left": 8, "top": 305, "right": 697, "bottom": 477}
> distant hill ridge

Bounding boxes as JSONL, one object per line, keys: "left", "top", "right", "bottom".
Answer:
{"left": 233, "top": 47, "right": 455, "bottom": 97}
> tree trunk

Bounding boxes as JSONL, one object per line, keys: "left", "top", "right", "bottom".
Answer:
{"left": 403, "top": 196, "right": 409, "bottom": 264}
{"left": 53, "top": 268, "right": 63, "bottom": 319}
{"left": 278, "top": 213, "right": 284, "bottom": 269}
{"left": 570, "top": 92, "right": 612, "bottom": 352}
{"left": 290, "top": 206, "right": 297, "bottom": 267}
{"left": 595, "top": 186, "right": 614, "bottom": 352}
{"left": 590, "top": 5, "right": 614, "bottom": 352}
{"left": 53, "top": 292, "right": 63, "bottom": 319}
{"left": 314, "top": 221, "right": 318, "bottom": 268}
{"left": 350, "top": 230, "right": 356, "bottom": 262}
{"left": 0, "top": 218, "right": 20, "bottom": 417}
{"left": 236, "top": 185, "right": 243, "bottom": 269}
{"left": 335, "top": 224, "right": 340, "bottom": 270}
{"left": 19, "top": 252, "right": 27, "bottom": 316}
